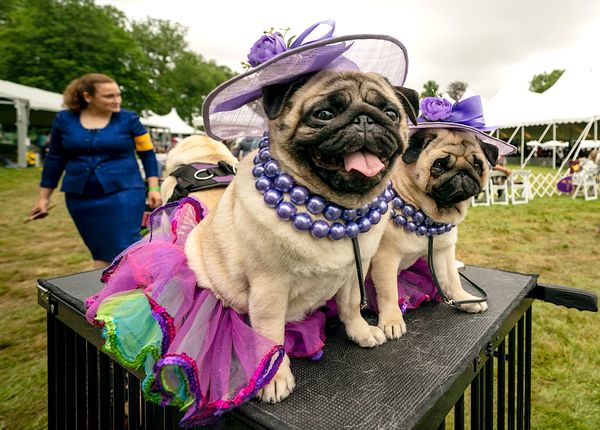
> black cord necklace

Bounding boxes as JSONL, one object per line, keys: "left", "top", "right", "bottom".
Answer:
{"left": 427, "top": 236, "right": 488, "bottom": 308}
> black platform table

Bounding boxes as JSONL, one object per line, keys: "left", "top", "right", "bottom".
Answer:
{"left": 39, "top": 266, "right": 540, "bottom": 430}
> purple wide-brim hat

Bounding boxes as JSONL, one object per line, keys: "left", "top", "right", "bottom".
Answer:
{"left": 203, "top": 33, "right": 409, "bottom": 141}
{"left": 409, "top": 122, "right": 516, "bottom": 156}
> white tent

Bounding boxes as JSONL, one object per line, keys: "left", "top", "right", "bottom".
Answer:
{"left": 484, "top": 65, "right": 600, "bottom": 171}
{"left": 579, "top": 140, "right": 600, "bottom": 150}
{"left": 0, "top": 80, "right": 64, "bottom": 167}
{"left": 486, "top": 66, "right": 600, "bottom": 127}
{"left": 0, "top": 79, "right": 63, "bottom": 112}
{"left": 141, "top": 108, "right": 196, "bottom": 135}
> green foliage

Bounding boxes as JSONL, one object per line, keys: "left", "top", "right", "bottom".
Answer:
{"left": 446, "top": 81, "right": 468, "bottom": 101}
{"left": 130, "top": 18, "right": 235, "bottom": 120}
{"left": 0, "top": 0, "right": 235, "bottom": 119}
{"left": 529, "top": 69, "right": 565, "bottom": 93}
{"left": 421, "top": 80, "right": 440, "bottom": 98}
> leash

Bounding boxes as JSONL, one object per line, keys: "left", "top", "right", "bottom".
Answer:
{"left": 352, "top": 237, "right": 368, "bottom": 309}
{"left": 427, "top": 236, "right": 488, "bottom": 308}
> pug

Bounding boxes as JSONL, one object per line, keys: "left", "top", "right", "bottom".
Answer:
{"left": 370, "top": 128, "right": 498, "bottom": 339}
{"left": 160, "top": 134, "right": 238, "bottom": 211}
{"left": 185, "top": 70, "right": 419, "bottom": 402}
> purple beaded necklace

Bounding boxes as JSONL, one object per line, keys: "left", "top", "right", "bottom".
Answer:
{"left": 388, "top": 191, "right": 455, "bottom": 236}
{"left": 252, "top": 132, "right": 394, "bottom": 240}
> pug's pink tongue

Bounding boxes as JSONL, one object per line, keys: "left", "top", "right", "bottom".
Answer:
{"left": 344, "top": 151, "right": 384, "bottom": 177}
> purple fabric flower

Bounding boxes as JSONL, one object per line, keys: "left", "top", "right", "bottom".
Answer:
{"left": 420, "top": 97, "right": 453, "bottom": 121}
{"left": 247, "top": 32, "right": 287, "bottom": 67}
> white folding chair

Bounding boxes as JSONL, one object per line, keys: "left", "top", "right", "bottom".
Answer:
{"left": 510, "top": 170, "right": 532, "bottom": 204}
{"left": 472, "top": 178, "right": 491, "bottom": 206}
{"left": 489, "top": 170, "right": 509, "bottom": 205}
{"left": 571, "top": 173, "right": 598, "bottom": 201}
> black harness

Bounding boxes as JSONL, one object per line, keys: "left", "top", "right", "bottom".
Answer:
{"left": 167, "top": 161, "right": 237, "bottom": 203}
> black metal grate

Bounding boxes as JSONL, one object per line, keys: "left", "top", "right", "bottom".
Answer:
{"left": 47, "top": 315, "right": 186, "bottom": 430}
{"left": 437, "top": 307, "right": 533, "bottom": 430}
{"left": 47, "top": 307, "right": 533, "bottom": 430}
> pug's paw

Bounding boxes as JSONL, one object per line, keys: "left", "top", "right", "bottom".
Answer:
{"left": 256, "top": 358, "right": 295, "bottom": 403}
{"left": 346, "top": 322, "right": 387, "bottom": 347}
{"left": 452, "top": 291, "right": 488, "bottom": 313}
{"left": 378, "top": 313, "right": 407, "bottom": 340}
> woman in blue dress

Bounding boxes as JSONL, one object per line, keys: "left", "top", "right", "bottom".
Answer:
{"left": 30, "top": 73, "right": 163, "bottom": 268}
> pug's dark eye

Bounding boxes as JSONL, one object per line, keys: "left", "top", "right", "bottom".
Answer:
{"left": 473, "top": 158, "right": 483, "bottom": 174}
{"left": 431, "top": 156, "right": 449, "bottom": 177}
{"left": 315, "top": 110, "right": 335, "bottom": 121}
{"left": 384, "top": 109, "right": 399, "bottom": 122}
{"left": 432, "top": 158, "right": 448, "bottom": 169}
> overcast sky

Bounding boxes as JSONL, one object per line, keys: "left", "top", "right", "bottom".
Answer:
{"left": 97, "top": 0, "right": 600, "bottom": 100}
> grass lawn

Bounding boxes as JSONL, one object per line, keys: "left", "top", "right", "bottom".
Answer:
{"left": 1, "top": 166, "right": 599, "bottom": 429}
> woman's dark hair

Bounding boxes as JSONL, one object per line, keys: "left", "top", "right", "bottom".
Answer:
{"left": 63, "top": 73, "right": 116, "bottom": 112}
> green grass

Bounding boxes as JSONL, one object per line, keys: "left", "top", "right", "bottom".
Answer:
{"left": 0, "top": 167, "right": 599, "bottom": 429}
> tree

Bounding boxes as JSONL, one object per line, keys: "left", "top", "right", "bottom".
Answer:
{"left": 421, "top": 80, "right": 440, "bottom": 98}
{"left": 0, "top": 1, "right": 234, "bottom": 117}
{"left": 446, "top": 81, "right": 468, "bottom": 101}
{"left": 0, "top": 0, "right": 155, "bottom": 111}
{"left": 130, "top": 18, "right": 235, "bottom": 121}
{"left": 529, "top": 69, "right": 565, "bottom": 93}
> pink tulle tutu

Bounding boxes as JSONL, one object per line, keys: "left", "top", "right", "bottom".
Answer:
{"left": 85, "top": 196, "right": 438, "bottom": 427}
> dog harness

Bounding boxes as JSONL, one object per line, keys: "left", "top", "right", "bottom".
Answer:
{"left": 167, "top": 161, "right": 237, "bottom": 203}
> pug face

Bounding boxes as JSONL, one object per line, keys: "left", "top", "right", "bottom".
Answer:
{"left": 262, "top": 70, "right": 419, "bottom": 207}
{"left": 400, "top": 128, "right": 498, "bottom": 210}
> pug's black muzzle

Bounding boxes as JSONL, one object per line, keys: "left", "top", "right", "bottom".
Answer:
{"left": 431, "top": 171, "right": 482, "bottom": 208}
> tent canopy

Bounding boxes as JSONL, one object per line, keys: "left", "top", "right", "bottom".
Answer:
{"left": 0, "top": 79, "right": 65, "bottom": 167}
{"left": 0, "top": 79, "right": 63, "bottom": 112}
{"left": 484, "top": 65, "right": 600, "bottom": 128}
{"left": 525, "top": 140, "right": 569, "bottom": 149}
{"left": 141, "top": 108, "right": 196, "bottom": 135}
{"left": 579, "top": 140, "right": 600, "bottom": 149}
{"left": 0, "top": 79, "right": 63, "bottom": 128}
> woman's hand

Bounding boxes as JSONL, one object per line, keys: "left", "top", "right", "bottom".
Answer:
{"left": 147, "top": 190, "right": 162, "bottom": 209}
{"left": 30, "top": 198, "right": 51, "bottom": 220}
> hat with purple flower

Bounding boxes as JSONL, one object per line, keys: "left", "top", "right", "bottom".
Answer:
{"left": 413, "top": 95, "right": 516, "bottom": 156}
{"left": 202, "top": 20, "right": 409, "bottom": 141}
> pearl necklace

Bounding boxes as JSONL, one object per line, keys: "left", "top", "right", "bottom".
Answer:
{"left": 252, "top": 132, "right": 394, "bottom": 240}
{"left": 389, "top": 190, "right": 455, "bottom": 236}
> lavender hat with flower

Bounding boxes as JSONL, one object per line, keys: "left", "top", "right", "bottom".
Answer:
{"left": 413, "top": 95, "right": 516, "bottom": 156}
{"left": 202, "top": 20, "right": 409, "bottom": 141}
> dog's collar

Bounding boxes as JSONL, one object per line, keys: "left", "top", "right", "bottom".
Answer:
{"left": 167, "top": 161, "right": 236, "bottom": 203}
{"left": 252, "top": 131, "right": 394, "bottom": 240}
{"left": 389, "top": 189, "right": 455, "bottom": 236}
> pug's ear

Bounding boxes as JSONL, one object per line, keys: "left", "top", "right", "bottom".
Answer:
{"left": 402, "top": 129, "right": 437, "bottom": 164}
{"left": 478, "top": 139, "right": 499, "bottom": 167}
{"left": 262, "top": 73, "right": 315, "bottom": 120}
{"left": 394, "top": 86, "right": 420, "bottom": 126}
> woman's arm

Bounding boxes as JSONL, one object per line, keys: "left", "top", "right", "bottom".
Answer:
{"left": 32, "top": 113, "right": 66, "bottom": 219}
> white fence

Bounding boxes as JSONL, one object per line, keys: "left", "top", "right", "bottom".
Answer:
{"left": 528, "top": 172, "right": 563, "bottom": 198}
{"left": 472, "top": 171, "right": 598, "bottom": 206}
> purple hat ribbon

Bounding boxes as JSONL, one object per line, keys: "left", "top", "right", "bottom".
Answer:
{"left": 289, "top": 20, "right": 336, "bottom": 48}
{"left": 418, "top": 95, "right": 495, "bottom": 131}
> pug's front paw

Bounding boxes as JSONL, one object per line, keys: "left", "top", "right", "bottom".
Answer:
{"left": 346, "top": 321, "right": 387, "bottom": 347}
{"left": 256, "top": 358, "right": 295, "bottom": 403}
{"left": 378, "top": 311, "right": 407, "bottom": 340}
{"left": 451, "top": 291, "right": 488, "bottom": 313}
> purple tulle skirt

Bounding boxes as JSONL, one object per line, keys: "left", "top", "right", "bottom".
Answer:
{"left": 85, "top": 196, "right": 439, "bottom": 427}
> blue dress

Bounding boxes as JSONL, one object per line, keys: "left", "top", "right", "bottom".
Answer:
{"left": 40, "top": 109, "right": 158, "bottom": 261}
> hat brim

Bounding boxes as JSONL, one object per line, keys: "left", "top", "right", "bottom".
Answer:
{"left": 203, "top": 34, "right": 409, "bottom": 141}
{"left": 409, "top": 122, "right": 517, "bottom": 156}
